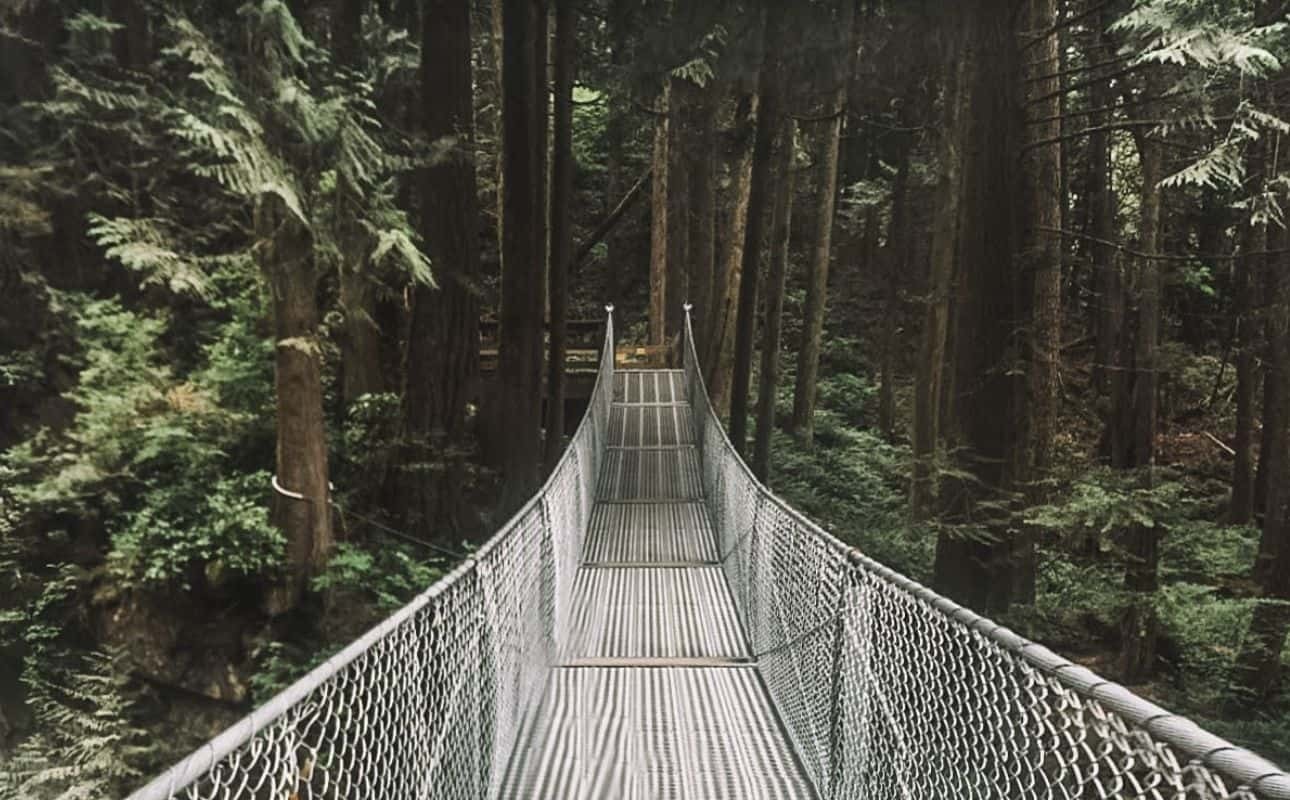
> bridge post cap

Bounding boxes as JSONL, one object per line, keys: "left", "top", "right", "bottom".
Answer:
{"left": 605, "top": 303, "right": 614, "bottom": 313}
{"left": 683, "top": 302, "right": 693, "bottom": 312}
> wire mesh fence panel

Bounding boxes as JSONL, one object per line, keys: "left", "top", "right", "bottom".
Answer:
{"left": 679, "top": 310, "right": 1290, "bottom": 800}
{"left": 127, "top": 316, "right": 615, "bottom": 800}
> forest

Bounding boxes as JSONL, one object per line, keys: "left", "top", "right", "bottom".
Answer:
{"left": 1, "top": 0, "right": 1290, "bottom": 794}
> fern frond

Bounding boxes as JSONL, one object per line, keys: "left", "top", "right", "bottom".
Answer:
{"left": 370, "top": 227, "right": 434, "bottom": 287}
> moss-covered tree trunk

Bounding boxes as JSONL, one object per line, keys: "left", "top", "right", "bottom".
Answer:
{"left": 687, "top": 85, "right": 718, "bottom": 362}
{"left": 333, "top": 0, "right": 384, "bottom": 408}
{"left": 911, "top": 15, "right": 967, "bottom": 520}
{"left": 648, "top": 88, "right": 669, "bottom": 349}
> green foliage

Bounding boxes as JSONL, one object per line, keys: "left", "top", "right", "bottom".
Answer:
{"left": 312, "top": 541, "right": 444, "bottom": 612}
{"left": 767, "top": 369, "right": 932, "bottom": 579}
{"left": 1159, "top": 344, "right": 1233, "bottom": 425}
{"left": 0, "top": 652, "right": 150, "bottom": 800}
{"left": 1157, "top": 582, "right": 1255, "bottom": 700}
{"left": 1025, "top": 467, "right": 1195, "bottom": 546}
{"left": 1032, "top": 556, "right": 1127, "bottom": 641}
{"left": 246, "top": 639, "right": 329, "bottom": 705}
{"left": 1113, "top": 2, "right": 1290, "bottom": 216}
{"left": 335, "top": 392, "right": 401, "bottom": 485}
{"left": 3, "top": 277, "right": 282, "bottom": 589}
{"left": 110, "top": 472, "right": 284, "bottom": 587}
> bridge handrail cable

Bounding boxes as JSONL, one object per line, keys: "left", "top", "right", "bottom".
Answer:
{"left": 126, "top": 310, "right": 617, "bottom": 800}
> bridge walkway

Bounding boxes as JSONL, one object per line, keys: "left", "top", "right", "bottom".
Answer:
{"left": 498, "top": 370, "right": 815, "bottom": 799}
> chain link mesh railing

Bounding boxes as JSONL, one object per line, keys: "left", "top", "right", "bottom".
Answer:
{"left": 127, "top": 312, "right": 615, "bottom": 800}
{"left": 680, "top": 308, "right": 1290, "bottom": 800}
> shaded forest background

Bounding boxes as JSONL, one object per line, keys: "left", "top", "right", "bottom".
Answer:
{"left": 2, "top": 0, "right": 1290, "bottom": 794}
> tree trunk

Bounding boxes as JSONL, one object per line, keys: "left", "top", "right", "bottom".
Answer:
{"left": 339, "top": 271, "right": 384, "bottom": 405}
{"left": 1118, "top": 121, "right": 1166, "bottom": 684}
{"left": 604, "top": 0, "right": 630, "bottom": 302}
{"left": 931, "top": 0, "right": 1024, "bottom": 616}
{"left": 664, "top": 78, "right": 692, "bottom": 353}
{"left": 911, "top": 20, "right": 967, "bottom": 520}
{"left": 535, "top": 0, "right": 550, "bottom": 307}
{"left": 497, "top": 0, "right": 545, "bottom": 514}
{"left": 877, "top": 148, "right": 910, "bottom": 442}
{"left": 330, "top": 0, "right": 384, "bottom": 408}
{"left": 331, "top": 0, "right": 363, "bottom": 68}
{"left": 405, "top": 0, "right": 481, "bottom": 540}
{"left": 1256, "top": 254, "right": 1282, "bottom": 518}
{"left": 259, "top": 194, "right": 333, "bottom": 616}
{"left": 1013, "top": 0, "right": 1061, "bottom": 605}
{"left": 789, "top": 0, "right": 857, "bottom": 447}
{"left": 1235, "top": 225, "right": 1290, "bottom": 702}
{"left": 706, "top": 91, "right": 757, "bottom": 414}
{"left": 729, "top": 5, "right": 784, "bottom": 455}
{"left": 1021, "top": 0, "right": 1061, "bottom": 485}
{"left": 1232, "top": 151, "right": 1267, "bottom": 524}
{"left": 752, "top": 120, "right": 796, "bottom": 481}
{"left": 544, "top": 0, "right": 574, "bottom": 473}
{"left": 648, "top": 88, "right": 669, "bottom": 348}
{"left": 1088, "top": 88, "right": 1119, "bottom": 397}
{"left": 688, "top": 86, "right": 718, "bottom": 362}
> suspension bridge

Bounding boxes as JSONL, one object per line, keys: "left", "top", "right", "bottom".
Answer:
{"left": 129, "top": 307, "right": 1290, "bottom": 800}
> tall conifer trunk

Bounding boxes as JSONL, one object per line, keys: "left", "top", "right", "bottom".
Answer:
{"left": 544, "top": 0, "right": 574, "bottom": 472}
{"left": 911, "top": 14, "right": 967, "bottom": 519}
{"left": 706, "top": 91, "right": 757, "bottom": 413}
{"left": 405, "top": 0, "right": 482, "bottom": 538}
{"left": 1118, "top": 121, "right": 1166, "bottom": 683}
{"left": 729, "top": 3, "right": 784, "bottom": 454}
{"left": 931, "top": 0, "right": 1025, "bottom": 616}
{"left": 331, "top": 0, "right": 384, "bottom": 408}
{"left": 789, "top": 0, "right": 857, "bottom": 446}
{"left": 497, "top": 0, "right": 545, "bottom": 513}
{"left": 752, "top": 119, "right": 796, "bottom": 480}
{"left": 1236, "top": 227, "right": 1290, "bottom": 702}
{"left": 648, "top": 87, "right": 669, "bottom": 349}
{"left": 259, "top": 195, "right": 333, "bottom": 615}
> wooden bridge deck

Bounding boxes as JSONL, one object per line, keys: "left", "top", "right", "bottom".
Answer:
{"left": 498, "top": 370, "right": 816, "bottom": 799}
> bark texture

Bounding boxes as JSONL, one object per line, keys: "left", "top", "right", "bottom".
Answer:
{"left": 752, "top": 120, "right": 796, "bottom": 481}
{"left": 729, "top": 4, "right": 784, "bottom": 455}
{"left": 931, "top": 1, "right": 1025, "bottom": 616}
{"left": 544, "top": 0, "right": 574, "bottom": 473}
{"left": 404, "top": 0, "right": 482, "bottom": 539}
{"left": 497, "top": 0, "right": 546, "bottom": 513}
{"left": 789, "top": 0, "right": 857, "bottom": 446}
{"left": 1117, "top": 119, "right": 1166, "bottom": 683}
{"left": 1236, "top": 224, "right": 1290, "bottom": 702}
{"left": 259, "top": 195, "right": 333, "bottom": 615}
{"left": 911, "top": 17, "right": 967, "bottom": 519}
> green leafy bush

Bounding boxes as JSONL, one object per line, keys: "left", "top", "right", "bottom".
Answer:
{"left": 110, "top": 472, "right": 284, "bottom": 587}
{"left": 312, "top": 541, "right": 444, "bottom": 612}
